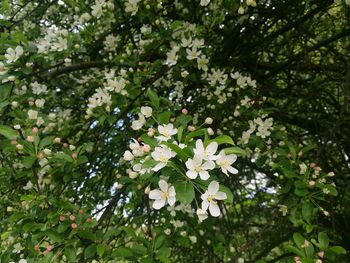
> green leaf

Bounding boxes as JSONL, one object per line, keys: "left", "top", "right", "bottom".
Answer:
{"left": 174, "top": 181, "right": 195, "bottom": 204}
{"left": 295, "top": 188, "right": 308, "bottom": 197}
{"left": 302, "top": 201, "right": 313, "bottom": 223}
{"left": 22, "top": 155, "right": 36, "bottom": 168}
{"left": 207, "top": 135, "right": 234, "bottom": 146}
{"left": 318, "top": 232, "right": 329, "bottom": 250}
{"left": 96, "top": 244, "right": 106, "bottom": 257}
{"left": 64, "top": 246, "right": 76, "bottom": 262}
{"left": 147, "top": 89, "right": 159, "bottom": 109}
{"left": 53, "top": 152, "right": 73, "bottom": 163}
{"left": 305, "top": 242, "right": 314, "bottom": 257}
{"left": 155, "top": 234, "right": 167, "bottom": 249}
{"left": 293, "top": 233, "right": 305, "bottom": 247}
{"left": 285, "top": 245, "right": 305, "bottom": 258}
{"left": 39, "top": 136, "right": 55, "bottom": 150}
{"left": 330, "top": 246, "right": 346, "bottom": 254}
{"left": 185, "top": 129, "right": 206, "bottom": 143}
{"left": 177, "top": 126, "right": 184, "bottom": 142}
{"left": 84, "top": 244, "right": 96, "bottom": 258}
{"left": 142, "top": 159, "right": 158, "bottom": 168}
{"left": 175, "top": 115, "right": 192, "bottom": 127}
{"left": 112, "top": 247, "right": 134, "bottom": 258}
{"left": 162, "top": 142, "right": 190, "bottom": 161}
{"left": 224, "top": 147, "right": 246, "bottom": 156}
{"left": 0, "top": 125, "right": 18, "bottom": 139}
{"left": 158, "top": 111, "right": 171, "bottom": 124}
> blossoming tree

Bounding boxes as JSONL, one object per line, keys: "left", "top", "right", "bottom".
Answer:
{"left": 1, "top": 0, "right": 349, "bottom": 262}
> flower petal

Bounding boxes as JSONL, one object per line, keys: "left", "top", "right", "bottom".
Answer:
{"left": 227, "top": 154, "right": 237, "bottom": 163}
{"left": 152, "top": 162, "right": 166, "bottom": 171}
{"left": 186, "top": 170, "right": 198, "bottom": 179}
{"left": 199, "top": 171, "right": 210, "bottom": 180}
{"left": 209, "top": 203, "right": 220, "bottom": 217}
{"left": 206, "top": 142, "right": 218, "bottom": 154}
{"left": 202, "top": 160, "right": 215, "bottom": 170}
{"left": 215, "top": 191, "right": 227, "bottom": 200}
{"left": 153, "top": 199, "right": 166, "bottom": 209}
{"left": 149, "top": 189, "right": 162, "bottom": 200}
{"left": 168, "top": 186, "right": 176, "bottom": 197}
{"left": 208, "top": 181, "right": 219, "bottom": 195}
{"left": 159, "top": 180, "right": 169, "bottom": 192}
{"left": 227, "top": 166, "right": 238, "bottom": 174}
{"left": 201, "top": 200, "right": 209, "bottom": 211}
{"left": 168, "top": 196, "right": 176, "bottom": 206}
{"left": 185, "top": 159, "right": 195, "bottom": 170}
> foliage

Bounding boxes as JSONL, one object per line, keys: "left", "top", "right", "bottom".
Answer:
{"left": 0, "top": 0, "right": 350, "bottom": 262}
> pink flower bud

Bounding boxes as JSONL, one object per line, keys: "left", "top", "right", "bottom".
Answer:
{"left": 71, "top": 223, "right": 77, "bottom": 229}
{"left": 181, "top": 108, "right": 188, "bottom": 114}
{"left": 26, "top": 136, "right": 34, "bottom": 142}
{"left": 69, "top": 215, "right": 75, "bottom": 221}
{"left": 59, "top": 215, "right": 66, "bottom": 222}
{"left": 309, "top": 162, "right": 316, "bottom": 168}
{"left": 318, "top": 251, "right": 324, "bottom": 258}
{"left": 187, "top": 125, "right": 196, "bottom": 131}
{"left": 54, "top": 137, "right": 61, "bottom": 144}
{"left": 32, "top": 127, "right": 39, "bottom": 133}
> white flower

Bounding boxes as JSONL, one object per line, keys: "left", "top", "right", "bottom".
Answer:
{"left": 0, "top": 62, "right": 7, "bottom": 75}
{"left": 123, "top": 150, "right": 134, "bottom": 161}
{"left": 19, "top": 260, "right": 27, "bottom": 263}
{"left": 197, "top": 55, "right": 209, "bottom": 71}
{"left": 200, "top": 0, "right": 210, "bottom": 6}
{"left": 185, "top": 155, "right": 215, "bottom": 180}
{"left": 35, "top": 98, "right": 45, "bottom": 108}
{"left": 28, "top": 109, "right": 38, "bottom": 120}
{"left": 151, "top": 146, "right": 174, "bottom": 171}
{"left": 12, "top": 242, "right": 23, "bottom": 253}
{"left": 149, "top": 180, "right": 176, "bottom": 209}
{"left": 196, "top": 208, "right": 208, "bottom": 222}
{"left": 186, "top": 47, "right": 201, "bottom": 60}
{"left": 141, "top": 106, "right": 152, "bottom": 118}
{"left": 193, "top": 139, "right": 218, "bottom": 161}
{"left": 216, "top": 150, "right": 238, "bottom": 175}
{"left": 205, "top": 117, "right": 213, "bottom": 124}
{"left": 201, "top": 181, "right": 227, "bottom": 217}
{"left": 189, "top": 236, "right": 197, "bottom": 243}
{"left": 5, "top": 46, "right": 24, "bottom": 63}
{"left": 125, "top": 0, "right": 141, "bottom": 15}
{"left": 165, "top": 49, "right": 178, "bottom": 66}
{"left": 299, "top": 163, "right": 307, "bottom": 174}
{"left": 23, "top": 181, "right": 33, "bottom": 190}
{"left": 131, "top": 113, "right": 146, "bottom": 130}
{"left": 156, "top": 123, "right": 178, "bottom": 141}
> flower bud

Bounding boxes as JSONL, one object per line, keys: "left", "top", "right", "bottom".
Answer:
{"left": 16, "top": 144, "right": 24, "bottom": 150}
{"left": 181, "top": 108, "right": 188, "bottom": 114}
{"left": 308, "top": 181, "right": 315, "bottom": 186}
{"left": 71, "top": 223, "right": 77, "bottom": 229}
{"left": 144, "top": 185, "right": 151, "bottom": 194}
{"left": 54, "top": 137, "right": 61, "bottom": 144}
{"left": 26, "top": 136, "right": 34, "bottom": 142}
{"left": 142, "top": 144, "right": 151, "bottom": 152}
{"left": 187, "top": 125, "right": 196, "bottom": 131}
{"left": 69, "top": 215, "right": 75, "bottom": 221}
{"left": 205, "top": 117, "right": 213, "bottom": 125}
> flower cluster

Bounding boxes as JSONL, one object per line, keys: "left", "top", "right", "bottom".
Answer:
{"left": 123, "top": 113, "right": 239, "bottom": 220}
